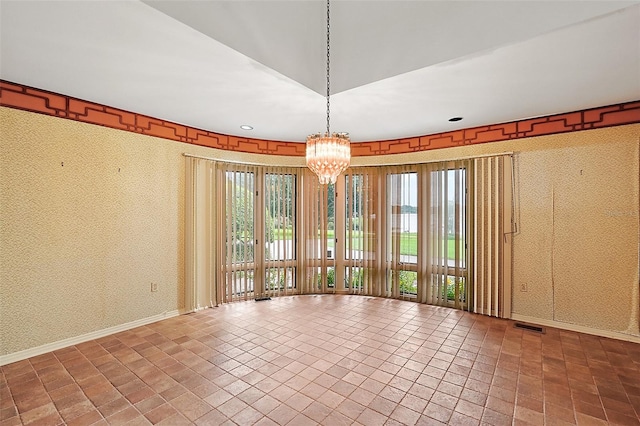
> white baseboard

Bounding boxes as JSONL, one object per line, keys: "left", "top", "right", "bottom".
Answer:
{"left": 0, "top": 310, "right": 182, "bottom": 366}
{"left": 510, "top": 314, "right": 640, "bottom": 344}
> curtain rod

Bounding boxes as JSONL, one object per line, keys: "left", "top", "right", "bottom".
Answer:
{"left": 182, "top": 151, "right": 515, "bottom": 167}
{"left": 354, "top": 151, "right": 515, "bottom": 167}
{"left": 182, "top": 152, "right": 304, "bottom": 167}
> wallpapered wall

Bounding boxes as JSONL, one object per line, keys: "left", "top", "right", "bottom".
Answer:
{"left": 514, "top": 138, "right": 638, "bottom": 335}
{"left": 0, "top": 107, "right": 302, "bottom": 357}
{"left": 1, "top": 105, "right": 638, "bottom": 358}
{"left": 0, "top": 108, "right": 176, "bottom": 356}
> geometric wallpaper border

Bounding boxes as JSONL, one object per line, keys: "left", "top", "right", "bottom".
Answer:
{"left": 2, "top": 80, "right": 639, "bottom": 157}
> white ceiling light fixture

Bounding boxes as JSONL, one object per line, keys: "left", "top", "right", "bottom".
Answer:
{"left": 306, "top": 0, "right": 351, "bottom": 185}
{"left": 240, "top": 124, "right": 253, "bottom": 130}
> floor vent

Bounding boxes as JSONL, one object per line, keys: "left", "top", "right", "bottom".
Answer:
{"left": 255, "top": 297, "right": 271, "bottom": 302}
{"left": 514, "top": 322, "right": 545, "bottom": 333}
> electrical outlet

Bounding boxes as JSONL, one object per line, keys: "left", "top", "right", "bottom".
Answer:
{"left": 151, "top": 282, "right": 158, "bottom": 292}
{"left": 520, "top": 282, "right": 528, "bottom": 292}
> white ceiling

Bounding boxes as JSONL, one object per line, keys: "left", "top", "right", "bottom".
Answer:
{"left": 1, "top": 1, "right": 639, "bottom": 143}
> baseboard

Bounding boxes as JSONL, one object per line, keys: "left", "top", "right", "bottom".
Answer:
{"left": 0, "top": 309, "right": 182, "bottom": 366}
{"left": 510, "top": 314, "right": 640, "bottom": 344}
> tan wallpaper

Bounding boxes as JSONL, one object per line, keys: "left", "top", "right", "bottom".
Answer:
{"left": 514, "top": 136, "right": 639, "bottom": 335}
{"left": 1, "top": 106, "right": 638, "bottom": 358}
{"left": 548, "top": 142, "right": 638, "bottom": 332}
{"left": 0, "top": 107, "right": 292, "bottom": 356}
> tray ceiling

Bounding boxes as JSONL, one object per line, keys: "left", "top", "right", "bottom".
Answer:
{"left": 1, "top": 1, "right": 639, "bottom": 142}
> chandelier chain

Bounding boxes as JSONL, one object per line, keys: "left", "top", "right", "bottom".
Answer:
{"left": 326, "top": 0, "right": 330, "bottom": 136}
{"left": 305, "top": 0, "right": 350, "bottom": 186}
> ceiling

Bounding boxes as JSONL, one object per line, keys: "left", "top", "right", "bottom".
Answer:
{"left": 1, "top": 1, "right": 639, "bottom": 143}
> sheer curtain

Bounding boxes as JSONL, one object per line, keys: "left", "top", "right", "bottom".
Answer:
{"left": 344, "top": 158, "right": 513, "bottom": 318}
{"left": 345, "top": 164, "right": 468, "bottom": 305}
{"left": 262, "top": 167, "right": 299, "bottom": 298}
{"left": 184, "top": 156, "right": 217, "bottom": 312}
{"left": 386, "top": 165, "right": 419, "bottom": 299}
{"left": 185, "top": 154, "right": 514, "bottom": 319}
{"left": 344, "top": 168, "right": 385, "bottom": 296}
{"left": 417, "top": 160, "right": 470, "bottom": 309}
{"left": 213, "top": 163, "right": 301, "bottom": 303}
{"left": 215, "top": 163, "right": 257, "bottom": 304}
{"left": 300, "top": 169, "right": 332, "bottom": 294}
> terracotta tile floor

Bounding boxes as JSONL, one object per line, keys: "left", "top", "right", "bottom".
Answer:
{"left": 2, "top": 295, "right": 640, "bottom": 425}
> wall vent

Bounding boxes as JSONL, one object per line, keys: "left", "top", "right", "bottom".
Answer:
{"left": 255, "top": 297, "right": 271, "bottom": 302}
{"left": 514, "top": 322, "right": 545, "bottom": 333}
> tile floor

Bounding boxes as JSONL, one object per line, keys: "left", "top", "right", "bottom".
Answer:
{"left": 1, "top": 295, "right": 640, "bottom": 425}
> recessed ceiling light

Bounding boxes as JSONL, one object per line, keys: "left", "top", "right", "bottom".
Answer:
{"left": 448, "top": 117, "right": 463, "bottom": 122}
{"left": 240, "top": 125, "right": 253, "bottom": 130}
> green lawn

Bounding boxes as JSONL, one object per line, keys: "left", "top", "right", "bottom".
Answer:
{"left": 272, "top": 228, "right": 463, "bottom": 260}
{"left": 373, "top": 233, "right": 461, "bottom": 259}
{"left": 273, "top": 228, "right": 294, "bottom": 239}
{"left": 397, "top": 234, "right": 462, "bottom": 259}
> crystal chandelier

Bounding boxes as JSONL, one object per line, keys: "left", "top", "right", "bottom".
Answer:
{"left": 306, "top": 0, "right": 350, "bottom": 185}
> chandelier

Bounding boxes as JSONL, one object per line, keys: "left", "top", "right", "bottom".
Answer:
{"left": 306, "top": 0, "right": 350, "bottom": 185}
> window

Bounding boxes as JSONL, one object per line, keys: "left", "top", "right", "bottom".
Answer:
{"left": 301, "top": 171, "right": 335, "bottom": 293}
{"left": 417, "top": 164, "right": 468, "bottom": 308}
{"left": 388, "top": 172, "right": 418, "bottom": 297}
{"left": 342, "top": 164, "right": 468, "bottom": 306}
{"left": 226, "top": 170, "right": 255, "bottom": 264}
{"left": 218, "top": 166, "right": 300, "bottom": 302}
{"left": 343, "top": 171, "right": 380, "bottom": 294}
{"left": 264, "top": 173, "right": 297, "bottom": 295}
{"left": 220, "top": 169, "right": 257, "bottom": 302}
{"left": 187, "top": 155, "right": 512, "bottom": 317}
